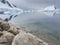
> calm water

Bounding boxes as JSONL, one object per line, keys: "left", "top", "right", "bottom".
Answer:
{"left": 5, "top": 12, "right": 60, "bottom": 45}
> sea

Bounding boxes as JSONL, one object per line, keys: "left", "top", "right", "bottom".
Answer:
{"left": 0, "top": 12, "right": 60, "bottom": 45}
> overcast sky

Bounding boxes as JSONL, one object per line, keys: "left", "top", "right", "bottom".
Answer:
{"left": 7, "top": 0, "right": 60, "bottom": 9}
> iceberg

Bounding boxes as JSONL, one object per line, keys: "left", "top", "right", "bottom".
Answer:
{"left": 43, "top": 5, "right": 56, "bottom": 16}
{"left": 44, "top": 5, "right": 56, "bottom": 10}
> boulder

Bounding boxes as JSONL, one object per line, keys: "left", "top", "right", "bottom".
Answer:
{"left": 7, "top": 23, "right": 20, "bottom": 35}
{"left": 0, "top": 20, "right": 18, "bottom": 45}
{"left": 12, "top": 30, "right": 48, "bottom": 45}
{"left": 0, "top": 31, "right": 14, "bottom": 45}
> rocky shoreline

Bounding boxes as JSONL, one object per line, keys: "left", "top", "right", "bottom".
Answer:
{"left": 0, "top": 19, "right": 48, "bottom": 45}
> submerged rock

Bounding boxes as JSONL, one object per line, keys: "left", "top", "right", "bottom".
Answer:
{"left": 0, "top": 19, "right": 48, "bottom": 45}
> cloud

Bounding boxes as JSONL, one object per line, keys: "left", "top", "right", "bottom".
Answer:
{"left": 7, "top": 0, "right": 60, "bottom": 9}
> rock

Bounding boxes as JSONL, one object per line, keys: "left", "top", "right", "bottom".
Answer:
{"left": 0, "top": 20, "right": 16, "bottom": 45}
{"left": 12, "top": 30, "right": 48, "bottom": 45}
{"left": 0, "top": 31, "right": 14, "bottom": 45}
{"left": 0, "top": 20, "right": 10, "bottom": 31}
{"left": 8, "top": 23, "right": 21, "bottom": 35}
{"left": 0, "top": 12, "right": 4, "bottom": 14}
{"left": 0, "top": 19, "right": 20, "bottom": 35}
{"left": 0, "top": 19, "right": 49, "bottom": 45}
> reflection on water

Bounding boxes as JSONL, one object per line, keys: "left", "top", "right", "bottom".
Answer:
{"left": 9, "top": 12, "right": 60, "bottom": 45}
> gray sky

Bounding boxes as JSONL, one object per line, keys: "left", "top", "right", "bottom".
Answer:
{"left": 7, "top": 0, "right": 60, "bottom": 9}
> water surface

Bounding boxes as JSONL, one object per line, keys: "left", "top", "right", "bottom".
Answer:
{"left": 9, "top": 12, "right": 60, "bottom": 45}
